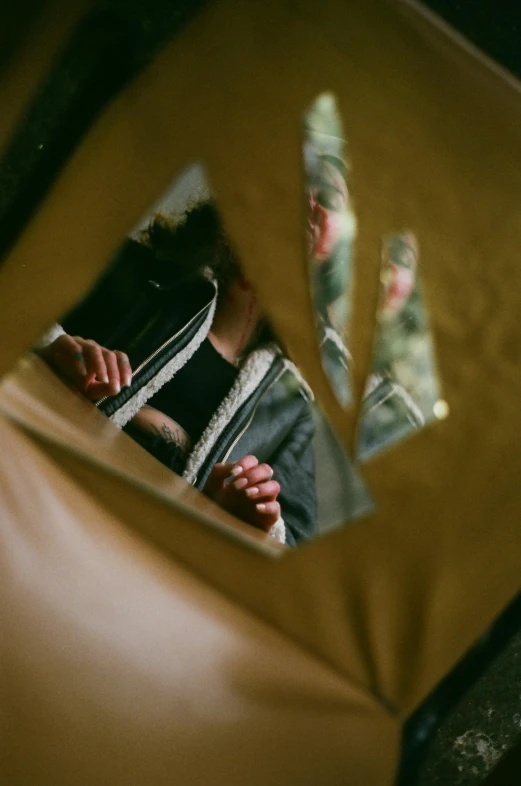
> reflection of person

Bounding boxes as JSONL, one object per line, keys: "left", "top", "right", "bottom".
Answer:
{"left": 38, "top": 202, "right": 317, "bottom": 546}
{"left": 308, "top": 152, "right": 354, "bottom": 320}
{"left": 306, "top": 150, "right": 355, "bottom": 406}
{"left": 305, "top": 146, "right": 428, "bottom": 459}
{"left": 380, "top": 233, "right": 418, "bottom": 322}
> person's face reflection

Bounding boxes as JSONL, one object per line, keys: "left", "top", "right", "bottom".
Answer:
{"left": 308, "top": 160, "right": 350, "bottom": 263}
{"left": 380, "top": 232, "right": 418, "bottom": 321}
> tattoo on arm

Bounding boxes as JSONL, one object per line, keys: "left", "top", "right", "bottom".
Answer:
{"left": 151, "top": 422, "right": 191, "bottom": 452}
{"left": 130, "top": 406, "right": 192, "bottom": 453}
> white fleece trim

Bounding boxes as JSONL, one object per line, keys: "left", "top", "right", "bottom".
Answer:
{"left": 366, "top": 373, "right": 385, "bottom": 395}
{"left": 110, "top": 295, "right": 217, "bottom": 428}
{"left": 282, "top": 359, "right": 314, "bottom": 401}
{"left": 268, "top": 517, "right": 286, "bottom": 544}
{"left": 182, "top": 346, "right": 278, "bottom": 484}
{"left": 35, "top": 323, "right": 65, "bottom": 349}
{"left": 365, "top": 374, "right": 425, "bottom": 426}
{"left": 323, "top": 325, "right": 352, "bottom": 361}
{"left": 389, "top": 382, "right": 425, "bottom": 427}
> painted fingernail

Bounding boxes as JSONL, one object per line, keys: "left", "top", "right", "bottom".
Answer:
{"left": 245, "top": 487, "right": 259, "bottom": 498}
{"left": 230, "top": 465, "right": 243, "bottom": 478}
{"left": 256, "top": 503, "right": 267, "bottom": 512}
{"left": 234, "top": 478, "right": 248, "bottom": 490}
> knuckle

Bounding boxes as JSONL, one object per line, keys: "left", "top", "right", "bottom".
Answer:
{"left": 85, "top": 341, "right": 101, "bottom": 356}
{"left": 60, "top": 337, "right": 77, "bottom": 353}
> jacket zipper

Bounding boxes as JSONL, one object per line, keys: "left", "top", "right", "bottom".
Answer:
{"left": 193, "top": 361, "right": 285, "bottom": 489}
{"left": 95, "top": 301, "right": 211, "bottom": 408}
{"left": 222, "top": 367, "right": 285, "bottom": 463}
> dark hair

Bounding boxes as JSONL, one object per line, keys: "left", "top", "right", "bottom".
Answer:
{"left": 140, "top": 200, "right": 241, "bottom": 288}
{"left": 141, "top": 200, "right": 279, "bottom": 351}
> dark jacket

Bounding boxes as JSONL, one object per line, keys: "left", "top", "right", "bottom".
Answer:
{"left": 61, "top": 241, "right": 317, "bottom": 547}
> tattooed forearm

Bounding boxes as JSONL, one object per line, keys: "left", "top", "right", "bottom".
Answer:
{"left": 151, "top": 422, "right": 191, "bottom": 451}
{"left": 130, "top": 406, "right": 192, "bottom": 452}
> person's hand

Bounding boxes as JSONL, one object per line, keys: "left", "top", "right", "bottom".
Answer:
{"left": 204, "top": 454, "right": 281, "bottom": 533}
{"left": 39, "top": 334, "right": 132, "bottom": 401}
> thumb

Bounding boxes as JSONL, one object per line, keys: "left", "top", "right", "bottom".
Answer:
{"left": 204, "top": 462, "right": 234, "bottom": 497}
{"left": 211, "top": 462, "right": 234, "bottom": 479}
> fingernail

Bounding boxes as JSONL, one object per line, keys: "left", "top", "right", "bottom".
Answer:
{"left": 79, "top": 369, "right": 87, "bottom": 376}
{"left": 230, "top": 465, "right": 243, "bottom": 478}
{"left": 101, "top": 376, "right": 109, "bottom": 384}
{"left": 256, "top": 503, "right": 267, "bottom": 512}
{"left": 234, "top": 478, "right": 248, "bottom": 490}
{"left": 245, "top": 487, "right": 259, "bottom": 498}
{"left": 113, "top": 383, "right": 121, "bottom": 395}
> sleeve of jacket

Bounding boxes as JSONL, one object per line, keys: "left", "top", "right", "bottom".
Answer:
{"left": 269, "top": 399, "right": 318, "bottom": 547}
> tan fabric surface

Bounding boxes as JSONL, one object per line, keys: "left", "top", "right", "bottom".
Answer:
{"left": 0, "top": 0, "right": 520, "bottom": 757}
{"left": 0, "top": 414, "right": 397, "bottom": 786}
